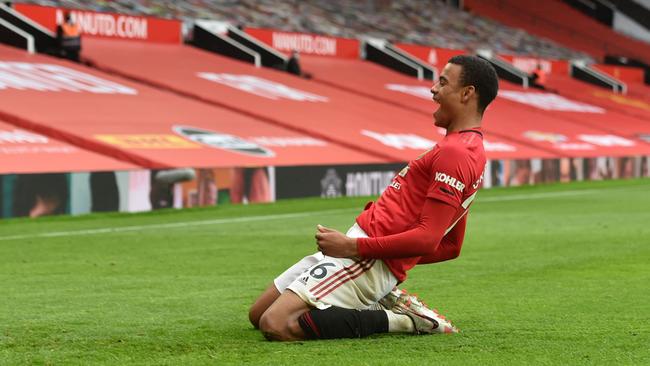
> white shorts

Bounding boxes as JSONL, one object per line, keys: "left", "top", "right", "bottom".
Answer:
{"left": 274, "top": 223, "right": 397, "bottom": 310}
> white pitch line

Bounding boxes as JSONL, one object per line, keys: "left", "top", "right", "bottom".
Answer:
{"left": 0, "top": 186, "right": 645, "bottom": 242}
{"left": 0, "top": 208, "right": 359, "bottom": 242}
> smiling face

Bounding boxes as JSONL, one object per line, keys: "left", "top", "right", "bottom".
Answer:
{"left": 431, "top": 63, "right": 467, "bottom": 129}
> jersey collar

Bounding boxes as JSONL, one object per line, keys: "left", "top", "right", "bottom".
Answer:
{"left": 462, "top": 127, "right": 483, "bottom": 136}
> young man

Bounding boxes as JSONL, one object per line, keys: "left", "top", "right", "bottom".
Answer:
{"left": 249, "top": 55, "right": 499, "bottom": 341}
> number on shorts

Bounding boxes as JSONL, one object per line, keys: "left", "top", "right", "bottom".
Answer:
{"left": 309, "top": 262, "right": 336, "bottom": 279}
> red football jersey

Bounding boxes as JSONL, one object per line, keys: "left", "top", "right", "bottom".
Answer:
{"left": 355, "top": 128, "right": 486, "bottom": 282}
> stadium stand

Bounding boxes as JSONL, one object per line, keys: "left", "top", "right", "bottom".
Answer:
{"left": 17, "top": 0, "right": 592, "bottom": 61}
{"left": 252, "top": 33, "right": 650, "bottom": 157}
{"left": 299, "top": 54, "right": 555, "bottom": 160}
{"left": 80, "top": 38, "right": 449, "bottom": 162}
{"left": 2, "top": 1, "right": 650, "bottom": 218}
{"left": 476, "top": 87, "right": 650, "bottom": 158}
{"left": 463, "top": 0, "right": 650, "bottom": 65}
{"left": 81, "top": 36, "right": 650, "bottom": 159}
{"left": 0, "top": 43, "right": 384, "bottom": 169}
{"left": 563, "top": 0, "right": 650, "bottom": 46}
{"left": 614, "top": 0, "right": 650, "bottom": 30}
{"left": 624, "top": 81, "right": 650, "bottom": 105}
{"left": 0, "top": 119, "right": 138, "bottom": 174}
{"left": 85, "top": 35, "right": 650, "bottom": 160}
{"left": 489, "top": 84, "right": 650, "bottom": 158}
{"left": 544, "top": 72, "right": 650, "bottom": 123}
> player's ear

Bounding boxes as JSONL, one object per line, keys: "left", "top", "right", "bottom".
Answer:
{"left": 461, "top": 85, "right": 475, "bottom": 103}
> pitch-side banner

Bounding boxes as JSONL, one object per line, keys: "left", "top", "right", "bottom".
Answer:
{"left": 0, "top": 120, "right": 138, "bottom": 173}
{"left": 0, "top": 44, "right": 384, "bottom": 168}
{"left": 275, "top": 163, "right": 405, "bottom": 199}
{"left": 245, "top": 27, "right": 360, "bottom": 58}
{"left": 14, "top": 3, "right": 182, "bottom": 43}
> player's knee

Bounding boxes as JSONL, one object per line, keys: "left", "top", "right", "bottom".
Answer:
{"left": 259, "top": 312, "right": 290, "bottom": 341}
{"left": 286, "top": 318, "right": 304, "bottom": 338}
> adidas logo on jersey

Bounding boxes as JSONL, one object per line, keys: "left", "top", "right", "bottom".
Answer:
{"left": 298, "top": 275, "right": 309, "bottom": 285}
{"left": 435, "top": 172, "right": 465, "bottom": 192}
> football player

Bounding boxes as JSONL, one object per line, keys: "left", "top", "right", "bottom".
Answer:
{"left": 250, "top": 55, "right": 499, "bottom": 341}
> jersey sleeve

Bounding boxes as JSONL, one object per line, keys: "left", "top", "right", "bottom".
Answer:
{"left": 426, "top": 144, "right": 473, "bottom": 208}
{"left": 356, "top": 198, "right": 457, "bottom": 259}
{"left": 417, "top": 213, "right": 467, "bottom": 264}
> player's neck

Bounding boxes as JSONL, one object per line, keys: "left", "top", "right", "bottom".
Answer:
{"left": 446, "top": 114, "right": 482, "bottom": 134}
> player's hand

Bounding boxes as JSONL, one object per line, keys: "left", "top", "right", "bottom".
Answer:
{"left": 315, "top": 224, "right": 358, "bottom": 258}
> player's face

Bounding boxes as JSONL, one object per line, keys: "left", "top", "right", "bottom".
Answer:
{"left": 431, "top": 63, "right": 464, "bottom": 128}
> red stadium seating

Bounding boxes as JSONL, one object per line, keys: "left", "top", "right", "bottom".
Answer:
{"left": 0, "top": 44, "right": 384, "bottom": 169}
{"left": 464, "top": 0, "right": 650, "bottom": 65}
{"left": 299, "top": 54, "right": 650, "bottom": 158}
{"left": 81, "top": 39, "right": 650, "bottom": 159}
{"left": 300, "top": 55, "right": 556, "bottom": 160}
{"left": 485, "top": 83, "right": 650, "bottom": 158}
{"left": 82, "top": 39, "right": 450, "bottom": 162}
{"left": 544, "top": 74, "right": 650, "bottom": 132}
{"left": 0, "top": 119, "right": 137, "bottom": 174}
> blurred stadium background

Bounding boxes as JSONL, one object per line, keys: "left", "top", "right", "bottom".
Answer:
{"left": 1, "top": 1, "right": 650, "bottom": 364}
{"left": 0, "top": 0, "right": 649, "bottom": 217}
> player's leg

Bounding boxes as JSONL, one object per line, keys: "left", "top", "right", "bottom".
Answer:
{"left": 378, "top": 287, "right": 459, "bottom": 334}
{"left": 263, "top": 224, "right": 398, "bottom": 339}
{"left": 249, "top": 252, "right": 324, "bottom": 328}
{"left": 248, "top": 283, "right": 280, "bottom": 329}
{"left": 254, "top": 224, "right": 455, "bottom": 340}
{"left": 256, "top": 255, "right": 448, "bottom": 340}
{"left": 297, "top": 305, "right": 391, "bottom": 339}
{"left": 258, "top": 278, "right": 392, "bottom": 341}
{"left": 258, "top": 290, "right": 311, "bottom": 341}
{"left": 258, "top": 288, "right": 396, "bottom": 342}
{"left": 297, "top": 288, "right": 459, "bottom": 338}
{"left": 285, "top": 223, "right": 455, "bottom": 338}
{"left": 268, "top": 253, "right": 400, "bottom": 340}
{"left": 253, "top": 272, "right": 458, "bottom": 337}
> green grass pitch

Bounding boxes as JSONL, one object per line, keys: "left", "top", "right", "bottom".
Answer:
{"left": 1, "top": 179, "right": 649, "bottom": 365}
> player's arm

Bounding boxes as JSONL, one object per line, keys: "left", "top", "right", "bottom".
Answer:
{"left": 417, "top": 213, "right": 466, "bottom": 264}
{"left": 357, "top": 144, "right": 472, "bottom": 260}
{"left": 355, "top": 197, "right": 457, "bottom": 259}
{"left": 317, "top": 144, "right": 471, "bottom": 259}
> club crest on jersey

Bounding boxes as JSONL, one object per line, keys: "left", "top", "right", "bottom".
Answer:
{"left": 435, "top": 172, "right": 465, "bottom": 192}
